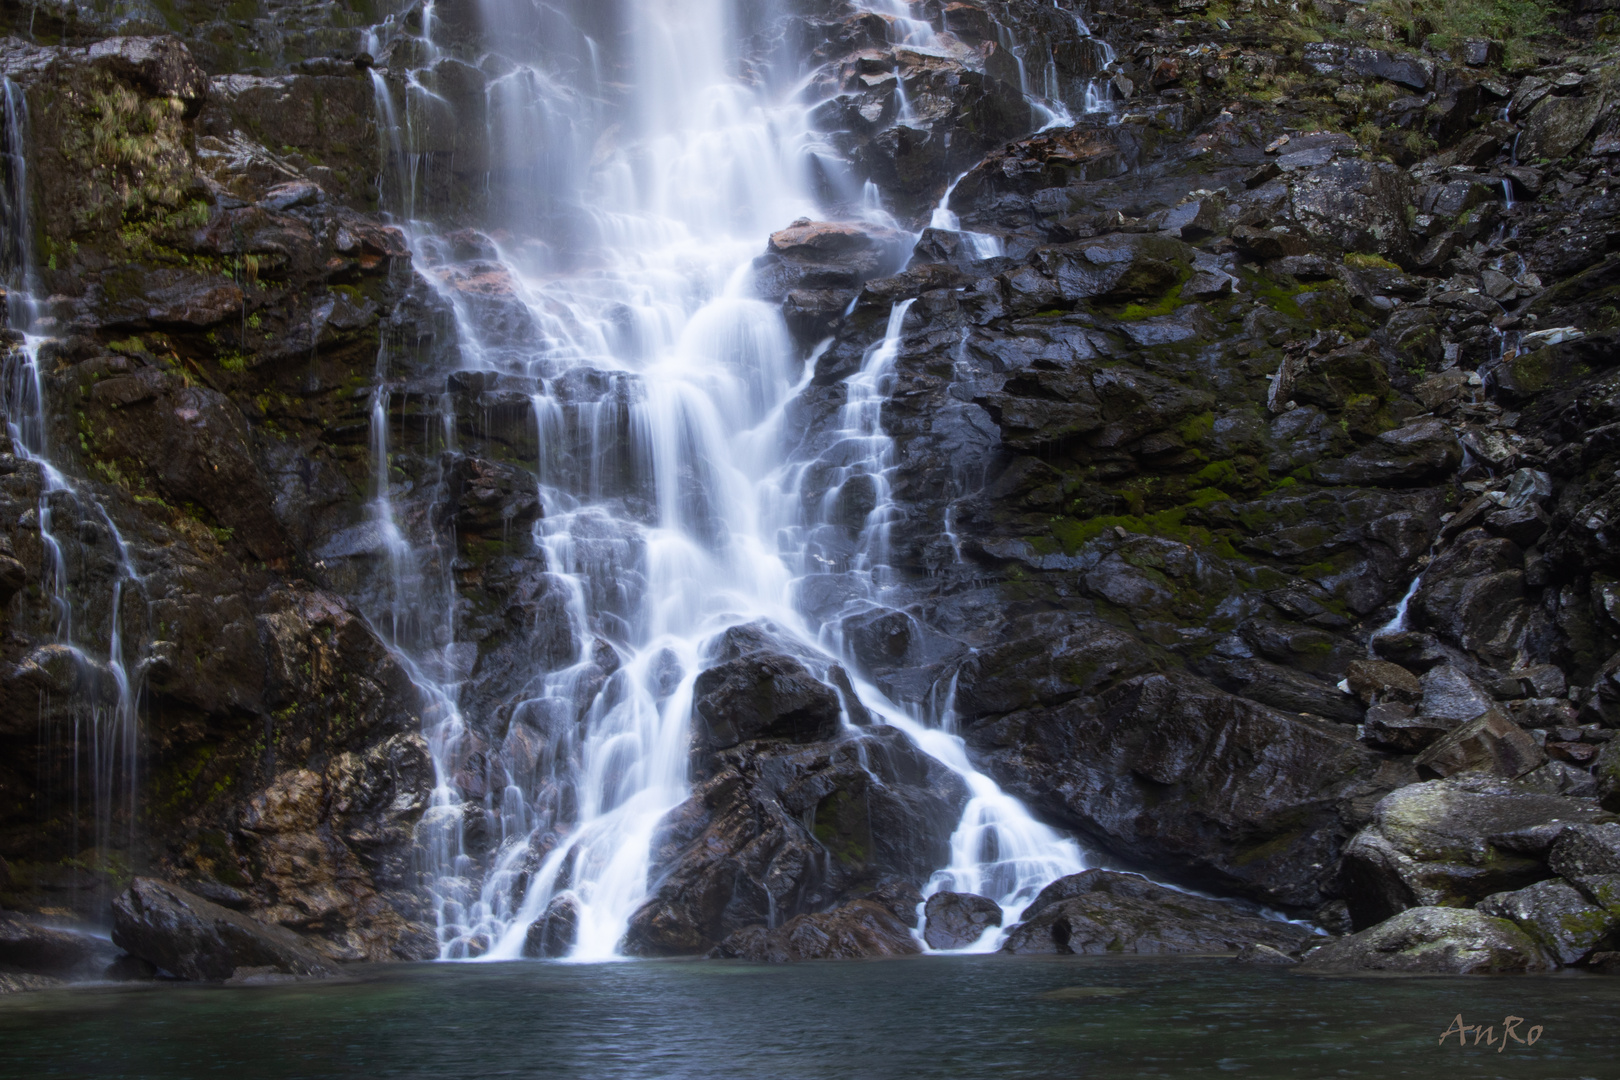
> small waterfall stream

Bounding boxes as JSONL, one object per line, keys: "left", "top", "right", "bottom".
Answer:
{"left": 352, "top": 0, "right": 1108, "bottom": 960}
{"left": 0, "top": 76, "right": 146, "bottom": 898}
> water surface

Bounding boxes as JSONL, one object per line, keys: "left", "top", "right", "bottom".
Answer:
{"left": 2, "top": 955, "right": 1616, "bottom": 1079}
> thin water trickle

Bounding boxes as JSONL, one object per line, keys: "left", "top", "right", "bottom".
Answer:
{"left": 0, "top": 77, "right": 146, "bottom": 887}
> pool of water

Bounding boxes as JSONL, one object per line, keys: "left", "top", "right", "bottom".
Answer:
{"left": 1, "top": 955, "right": 1616, "bottom": 1079}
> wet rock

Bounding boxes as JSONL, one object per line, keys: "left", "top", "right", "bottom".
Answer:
{"left": 1313, "top": 420, "right": 1461, "bottom": 486}
{"left": 1337, "top": 776, "right": 1617, "bottom": 929}
{"left": 690, "top": 652, "right": 842, "bottom": 755}
{"left": 87, "top": 35, "right": 210, "bottom": 106}
{"left": 1000, "top": 870, "right": 1317, "bottom": 956}
{"left": 715, "top": 900, "right": 920, "bottom": 962}
{"left": 1413, "top": 710, "right": 1546, "bottom": 780}
{"left": 522, "top": 895, "right": 580, "bottom": 959}
{"left": 1478, "top": 878, "right": 1618, "bottom": 966}
{"left": 1297, "top": 907, "right": 1555, "bottom": 974}
{"left": 625, "top": 727, "right": 968, "bottom": 956}
{"left": 1548, "top": 824, "right": 1620, "bottom": 908}
{"left": 442, "top": 454, "right": 541, "bottom": 537}
{"left": 0, "top": 912, "right": 119, "bottom": 978}
{"left": 111, "top": 878, "right": 340, "bottom": 982}
{"left": 1344, "top": 659, "right": 1421, "bottom": 706}
{"left": 962, "top": 661, "right": 1384, "bottom": 909}
{"left": 1361, "top": 702, "right": 1457, "bottom": 753}
{"left": 0, "top": 970, "right": 61, "bottom": 995}
{"left": 922, "top": 891, "right": 1002, "bottom": 950}
{"left": 1235, "top": 943, "right": 1300, "bottom": 964}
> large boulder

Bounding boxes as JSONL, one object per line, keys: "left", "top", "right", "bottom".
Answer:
{"left": 624, "top": 727, "right": 968, "bottom": 956}
{"left": 1548, "top": 824, "right": 1620, "bottom": 909}
{"left": 1478, "top": 878, "right": 1619, "bottom": 966}
{"left": 714, "top": 900, "right": 920, "bottom": 962}
{"left": 1337, "top": 776, "right": 1617, "bottom": 929}
{"left": 999, "top": 870, "right": 1319, "bottom": 956}
{"left": 1298, "top": 906, "right": 1555, "bottom": 974}
{"left": 922, "top": 891, "right": 1003, "bottom": 950}
{"left": 111, "top": 878, "right": 340, "bottom": 982}
{"left": 961, "top": 651, "right": 1386, "bottom": 908}
{"left": 0, "top": 912, "right": 120, "bottom": 979}
{"left": 690, "top": 651, "right": 843, "bottom": 758}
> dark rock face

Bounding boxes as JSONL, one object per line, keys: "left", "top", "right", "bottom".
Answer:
{"left": 625, "top": 725, "right": 968, "bottom": 956}
{"left": 999, "top": 870, "right": 1317, "bottom": 956}
{"left": 1298, "top": 907, "right": 1556, "bottom": 975}
{"left": 922, "top": 891, "right": 1002, "bottom": 949}
{"left": 0, "top": 912, "right": 120, "bottom": 978}
{"left": 691, "top": 651, "right": 844, "bottom": 759}
{"left": 522, "top": 896, "right": 580, "bottom": 960}
{"left": 111, "top": 877, "right": 340, "bottom": 982}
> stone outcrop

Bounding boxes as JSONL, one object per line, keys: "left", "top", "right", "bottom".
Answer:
{"left": 1298, "top": 906, "right": 1556, "bottom": 975}
{"left": 999, "top": 870, "right": 1318, "bottom": 956}
{"left": 111, "top": 877, "right": 341, "bottom": 982}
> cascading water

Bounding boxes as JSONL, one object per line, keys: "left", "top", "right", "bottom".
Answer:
{"left": 358, "top": 0, "right": 1100, "bottom": 961}
{"left": 0, "top": 76, "right": 146, "bottom": 897}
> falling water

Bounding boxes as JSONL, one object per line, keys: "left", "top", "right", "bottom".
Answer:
{"left": 0, "top": 76, "right": 145, "bottom": 891}
{"left": 930, "top": 171, "right": 1005, "bottom": 260}
{"left": 357, "top": 0, "right": 1096, "bottom": 960}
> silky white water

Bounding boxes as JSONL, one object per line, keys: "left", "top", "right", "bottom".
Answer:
{"left": 0, "top": 77, "right": 144, "bottom": 878}
{"left": 360, "top": 0, "right": 1093, "bottom": 960}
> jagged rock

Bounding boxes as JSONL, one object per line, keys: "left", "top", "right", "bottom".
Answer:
{"left": 1337, "top": 776, "right": 1617, "bottom": 929}
{"left": 522, "top": 895, "right": 580, "bottom": 959}
{"left": 111, "top": 878, "right": 340, "bottom": 982}
{"left": 1361, "top": 702, "right": 1457, "bottom": 752}
{"left": 715, "top": 900, "right": 920, "bottom": 962}
{"left": 961, "top": 654, "right": 1385, "bottom": 909}
{"left": 1414, "top": 710, "right": 1546, "bottom": 780}
{"left": 1344, "top": 659, "right": 1421, "bottom": 705}
{"left": 1548, "top": 824, "right": 1620, "bottom": 908}
{"left": 624, "top": 727, "right": 968, "bottom": 956}
{"left": 1000, "top": 870, "right": 1317, "bottom": 956}
{"left": 690, "top": 652, "right": 842, "bottom": 756}
{"left": 1298, "top": 907, "right": 1555, "bottom": 974}
{"left": 1478, "top": 878, "right": 1618, "bottom": 965}
{"left": 922, "top": 891, "right": 1003, "bottom": 950}
{"left": 1313, "top": 420, "right": 1461, "bottom": 486}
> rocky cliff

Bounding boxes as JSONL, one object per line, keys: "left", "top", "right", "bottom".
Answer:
{"left": 2, "top": 0, "right": 1620, "bottom": 981}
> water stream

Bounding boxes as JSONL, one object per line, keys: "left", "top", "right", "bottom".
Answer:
{"left": 355, "top": 0, "right": 1099, "bottom": 960}
{"left": 0, "top": 76, "right": 146, "bottom": 899}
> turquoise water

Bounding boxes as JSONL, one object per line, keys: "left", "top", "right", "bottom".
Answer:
{"left": 1, "top": 955, "right": 1616, "bottom": 1079}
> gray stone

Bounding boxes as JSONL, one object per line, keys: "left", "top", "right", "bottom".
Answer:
{"left": 923, "top": 891, "right": 1003, "bottom": 950}
{"left": 111, "top": 878, "right": 340, "bottom": 982}
{"left": 1478, "top": 878, "right": 1617, "bottom": 965}
{"left": 1337, "top": 776, "right": 1616, "bottom": 929}
{"left": 1298, "top": 906, "right": 1554, "bottom": 974}
{"left": 1000, "top": 870, "right": 1316, "bottom": 956}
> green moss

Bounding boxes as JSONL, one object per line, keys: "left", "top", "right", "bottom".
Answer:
{"left": 1193, "top": 460, "right": 1241, "bottom": 489}
{"left": 1344, "top": 253, "right": 1401, "bottom": 271}
{"left": 1178, "top": 410, "right": 1215, "bottom": 444}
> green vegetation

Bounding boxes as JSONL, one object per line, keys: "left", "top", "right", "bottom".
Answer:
{"left": 1369, "top": 0, "right": 1554, "bottom": 64}
{"left": 1344, "top": 253, "right": 1402, "bottom": 272}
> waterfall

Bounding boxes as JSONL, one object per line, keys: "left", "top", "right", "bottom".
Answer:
{"left": 357, "top": 0, "right": 1095, "bottom": 960}
{"left": 0, "top": 76, "right": 146, "bottom": 896}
